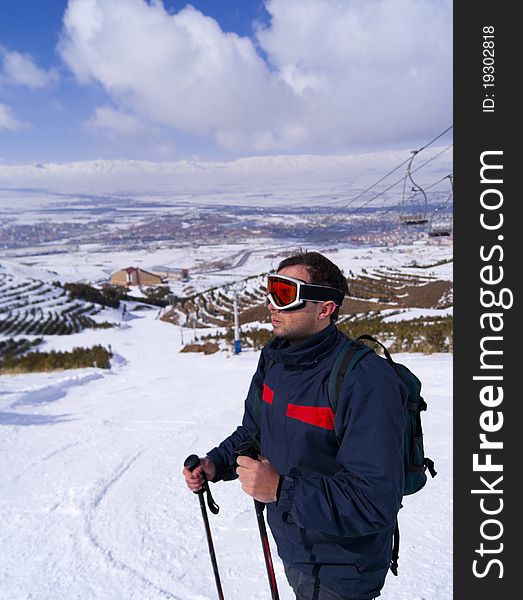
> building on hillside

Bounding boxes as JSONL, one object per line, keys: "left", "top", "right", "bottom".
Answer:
{"left": 150, "top": 266, "right": 190, "bottom": 282}
{"left": 110, "top": 267, "right": 164, "bottom": 287}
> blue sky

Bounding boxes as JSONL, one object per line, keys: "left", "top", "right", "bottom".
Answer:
{"left": 0, "top": 0, "right": 452, "bottom": 164}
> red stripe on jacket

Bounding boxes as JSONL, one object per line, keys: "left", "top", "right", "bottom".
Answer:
{"left": 286, "top": 404, "right": 335, "bottom": 430}
{"left": 262, "top": 384, "right": 274, "bottom": 404}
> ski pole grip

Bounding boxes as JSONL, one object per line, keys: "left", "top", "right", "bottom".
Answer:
{"left": 184, "top": 454, "right": 220, "bottom": 514}
{"left": 184, "top": 454, "right": 206, "bottom": 497}
{"left": 184, "top": 454, "right": 201, "bottom": 472}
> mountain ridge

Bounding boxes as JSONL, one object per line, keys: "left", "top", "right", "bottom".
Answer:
{"left": 0, "top": 146, "right": 452, "bottom": 178}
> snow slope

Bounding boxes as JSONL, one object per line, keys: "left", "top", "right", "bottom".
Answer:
{"left": 0, "top": 300, "right": 452, "bottom": 599}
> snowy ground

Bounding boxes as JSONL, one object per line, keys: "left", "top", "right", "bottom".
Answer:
{"left": 0, "top": 299, "right": 452, "bottom": 599}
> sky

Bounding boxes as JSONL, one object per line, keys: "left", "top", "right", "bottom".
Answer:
{"left": 0, "top": 244, "right": 452, "bottom": 599}
{"left": 0, "top": 0, "right": 452, "bottom": 164}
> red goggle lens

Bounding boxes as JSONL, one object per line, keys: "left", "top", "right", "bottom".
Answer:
{"left": 267, "top": 278, "right": 298, "bottom": 307}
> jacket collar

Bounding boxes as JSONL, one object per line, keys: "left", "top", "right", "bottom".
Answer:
{"left": 266, "top": 323, "right": 339, "bottom": 368}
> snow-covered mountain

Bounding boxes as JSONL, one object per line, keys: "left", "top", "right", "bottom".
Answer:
{"left": 0, "top": 147, "right": 453, "bottom": 204}
{"left": 0, "top": 147, "right": 452, "bottom": 177}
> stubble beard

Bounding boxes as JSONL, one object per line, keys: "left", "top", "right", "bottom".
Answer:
{"left": 272, "top": 321, "right": 313, "bottom": 344}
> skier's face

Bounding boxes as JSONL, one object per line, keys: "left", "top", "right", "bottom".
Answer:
{"left": 267, "top": 265, "right": 335, "bottom": 344}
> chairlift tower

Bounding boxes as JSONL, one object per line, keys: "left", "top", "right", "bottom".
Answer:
{"left": 231, "top": 283, "right": 243, "bottom": 355}
{"left": 400, "top": 150, "right": 429, "bottom": 226}
{"left": 233, "top": 292, "right": 241, "bottom": 354}
{"left": 167, "top": 293, "right": 185, "bottom": 345}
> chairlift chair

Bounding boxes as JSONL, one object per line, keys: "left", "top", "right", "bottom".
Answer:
{"left": 429, "top": 174, "right": 453, "bottom": 237}
{"left": 400, "top": 150, "right": 429, "bottom": 226}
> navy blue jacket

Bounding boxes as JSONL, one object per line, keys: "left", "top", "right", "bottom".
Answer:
{"left": 207, "top": 324, "right": 407, "bottom": 599}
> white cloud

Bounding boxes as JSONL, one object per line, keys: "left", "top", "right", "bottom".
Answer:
{"left": 0, "top": 103, "right": 27, "bottom": 131}
{"left": 257, "top": 0, "right": 452, "bottom": 147}
{"left": 1, "top": 49, "right": 59, "bottom": 89}
{"left": 86, "top": 105, "right": 151, "bottom": 136}
{"left": 85, "top": 104, "right": 178, "bottom": 159}
{"left": 58, "top": 0, "right": 452, "bottom": 153}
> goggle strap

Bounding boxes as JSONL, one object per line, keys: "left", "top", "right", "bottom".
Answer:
{"left": 300, "top": 284, "right": 345, "bottom": 306}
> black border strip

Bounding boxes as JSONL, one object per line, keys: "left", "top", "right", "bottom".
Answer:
{"left": 454, "top": 2, "right": 517, "bottom": 597}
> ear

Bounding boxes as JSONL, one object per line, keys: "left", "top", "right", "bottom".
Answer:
{"left": 318, "top": 301, "right": 336, "bottom": 320}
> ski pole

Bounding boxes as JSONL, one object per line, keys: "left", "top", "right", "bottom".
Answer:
{"left": 234, "top": 442, "right": 280, "bottom": 600}
{"left": 184, "top": 454, "right": 224, "bottom": 600}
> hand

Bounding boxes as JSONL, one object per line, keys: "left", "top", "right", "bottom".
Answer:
{"left": 236, "top": 456, "right": 280, "bottom": 503}
{"left": 183, "top": 457, "right": 217, "bottom": 492}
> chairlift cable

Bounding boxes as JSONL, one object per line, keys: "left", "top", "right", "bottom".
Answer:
{"left": 227, "top": 127, "right": 453, "bottom": 281}
{"left": 309, "top": 126, "right": 453, "bottom": 216}
{"left": 299, "top": 142, "right": 453, "bottom": 239}
{"left": 380, "top": 146, "right": 453, "bottom": 216}
{"left": 301, "top": 137, "right": 453, "bottom": 234}
{"left": 424, "top": 173, "right": 453, "bottom": 192}
{"left": 415, "top": 124, "right": 453, "bottom": 153}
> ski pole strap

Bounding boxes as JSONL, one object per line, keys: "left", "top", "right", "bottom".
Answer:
{"left": 202, "top": 476, "right": 220, "bottom": 515}
{"left": 390, "top": 519, "right": 400, "bottom": 576}
{"left": 425, "top": 457, "right": 438, "bottom": 478}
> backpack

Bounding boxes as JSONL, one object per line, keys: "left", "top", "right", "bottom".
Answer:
{"left": 328, "top": 333, "right": 437, "bottom": 575}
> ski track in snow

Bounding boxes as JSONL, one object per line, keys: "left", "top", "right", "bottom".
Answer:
{"left": 10, "top": 441, "right": 81, "bottom": 483}
{"left": 84, "top": 449, "right": 191, "bottom": 600}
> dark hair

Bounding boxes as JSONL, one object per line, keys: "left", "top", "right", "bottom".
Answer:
{"left": 277, "top": 250, "right": 349, "bottom": 322}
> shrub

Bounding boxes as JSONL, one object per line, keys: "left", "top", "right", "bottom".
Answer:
{"left": 143, "top": 286, "right": 171, "bottom": 305}
{"left": 180, "top": 342, "right": 219, "bottom": 355}
{"left": 0, "top": 344, "right": 113, "bottom": 374}
{"left": 63, "top": 283, "right": 126, "bottom": 308}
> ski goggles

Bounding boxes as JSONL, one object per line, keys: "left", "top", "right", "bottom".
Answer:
{"left": 266, "top": 273, "right": 346, "bottom": 311}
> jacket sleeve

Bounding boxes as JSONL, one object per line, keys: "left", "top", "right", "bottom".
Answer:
{"left": 206, "top": 350, "right": 266, "bottom": 482}
{"left": 276, "top": 353, "right": 407, "bottom": 536}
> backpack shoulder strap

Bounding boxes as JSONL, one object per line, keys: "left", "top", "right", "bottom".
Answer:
{"left": 357, "top": 334, "right": 395, "bottom": 367}
{"left": 328, "top": 336, "right": 374, "bottom": 414}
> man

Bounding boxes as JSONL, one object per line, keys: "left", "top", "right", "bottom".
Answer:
{"left": 183, "top": 251, "right": 406, "bottom": 600}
